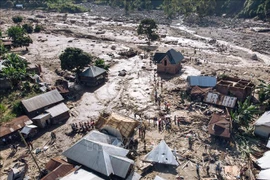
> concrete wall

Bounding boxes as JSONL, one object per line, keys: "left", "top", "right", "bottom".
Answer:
{"left": 157, "top": 56, "right": 181, "bottom": 74}
{"left": 254, "top": 125, "right": 270, "bottom": 138}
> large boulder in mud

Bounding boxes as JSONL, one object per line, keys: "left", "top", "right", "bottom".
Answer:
{"left": 251, "top": 54, "right": 258, "bottom": 60}
{"left": 118, "top": 48, "right": 137, "bottom": 58}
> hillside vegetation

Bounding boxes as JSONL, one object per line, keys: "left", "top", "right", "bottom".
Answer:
{"left": 0, "top": 0, "right": 269, "bottom": 21}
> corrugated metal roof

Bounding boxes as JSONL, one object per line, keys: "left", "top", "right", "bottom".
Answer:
{"left": 32, "top": 113, "right": 51, "bottom": 120}
{"left": 126, "top": 172, "right": 141, "bottom": 180}
{"left": 167, "top": 49, "right": 184, "bottom": 64}
{"left": 80, "top": 66, "right": 106, "bottom": 78}
{"left": 21, "top": 89, "right": 64, "bottom": 113}
{"left": 84, "top": 130, "right": 123, "bottom": 147}
{"left": 45, "top": 103, "right": 69, "bottom": 118}
{"left": 187, "top": 76, "right": 217, "bottom": 87}
{"left": 204, "top": 92, "right": 237, "bottom": 108}
{"left": 61, "top": 168, "right": 104, "bottom": 180}
{"left": 0, "top": 115, "right": 31, "bottom": 138}
{"left": 254, "top": 111, "right": 270, "bottom": 127}
{"left": 144, "top": 140, "right": 179, "bottom": 166}
{"left": 62, "top": 138, "right": 132, "bottom": 178}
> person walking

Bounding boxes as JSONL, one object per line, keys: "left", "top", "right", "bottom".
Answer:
{"left": 196, "top": 163, "right": 200, "bottom": 179}
{"left": 216, "top": 162, "right": 221, "bottom": 175}
{"left": 51, "top": 132, "right": 56, "bottom": 141}
{"left": 206, "top": 164, "right": 210, "bottom": 177}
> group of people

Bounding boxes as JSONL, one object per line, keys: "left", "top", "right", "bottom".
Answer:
{"left": 196, "top": 162, "right": 222, "bottom": 179}
{"left": 70, "top": 120, "right": 95, "bottom": 133}
{"left": 153, "top": 116, "right": 172, "bottom": 132}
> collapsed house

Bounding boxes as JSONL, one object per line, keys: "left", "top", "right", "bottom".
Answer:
{"left": 254, "top": 111, "right": 270, "bottom": 138}
{"left": 62, "top": 131, "right": 139, "bottom": 179}
{"left": 98, "top": 112, "right": 139, "bottom": 145}
{"left": 208, "top": 114, "right": 231, "bottom": 138}
{"left": 41, "top": 157, "right": 75, "bottom": 180}
{"left": 143, "top": 140, "right": 179, "bottom": 166}
{"left": 21, "top": 89, "right": 64, "bottom": 118}
{"left": 216, "top": 76, "right": 255, "bottom": 101}
{"left": 0, "top": 115, "right": 32, "bottom": 144}
{"left": 190, "top": 86, "right": 212, "bottom": 101}
{"left": 153, "top": 49, "right": 184, "bottom": 74}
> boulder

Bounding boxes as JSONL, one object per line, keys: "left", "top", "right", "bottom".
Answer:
{"left": 251, "top": 54, "right": 258, "bottom": 60}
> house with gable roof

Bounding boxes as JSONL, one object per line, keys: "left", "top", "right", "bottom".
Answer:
{"left": 153, "top": 49, "right": 184, "bottom": 74}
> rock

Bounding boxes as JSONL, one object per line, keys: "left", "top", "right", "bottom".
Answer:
{"left": 68, "top": 40, "right": 73, "bottom": 43}
{"left": 36, "top": 14, "right": 46, "bottom": 18}
{"left": 208, "top": 39, "right": 216, "bottom": 44}
{"left": 111, "top": 45, "right": 116, "bottom": 50}
{"left": 96, "top": 30, "right": 106, "bottom": 35}
{"left": 251, "top": 54, "right": 258, "bottom": 60}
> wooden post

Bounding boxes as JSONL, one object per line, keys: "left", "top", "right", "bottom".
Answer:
{"left": 18, "top": 131, "right": 42, "bottom": 174}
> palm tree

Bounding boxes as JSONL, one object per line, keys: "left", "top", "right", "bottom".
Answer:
{"left": 231, "top": 97, "right": 259, "bottom": 130}
{"left": 257, "top": 80, "right": 270, "bottom": 110}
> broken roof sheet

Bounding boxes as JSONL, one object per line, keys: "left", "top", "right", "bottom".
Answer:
{"left": 144, "top": 140, "right": 179, "bottom": 166}
{"left": 204, "top": 92, "right": 237, "bottom": 108}
{"left": 62, "top": 138, "right": 133, "bottom": 178}
{"left": 45, "top": 102, "right": 69, "bottom": 118}
{"left": 256, "top": 151, "right": 270, "bottom": 170}
{"left": 80, "top": 66, "right": 106, "bottom": 78}
{"left": 61, "top": 168, "right": 104, "bottom": 180}
{"left": 267, "top": 139, "right": 270, "bottom": 149}
{"left": 154, "top": 176, "right": 166, "bottom": 180}
{"left": 187, "top": 76, "right": 217, "bottom": 87}
{"left": 254, "top": 111, "right": 270, "bottom": 127}
{"left": 208, "top": 114, "right": 231, "bottom": 138}
{"left": 257, "top": 169, "right": 270, "bottom": 180}
{"left": 21, "top": 89, "right": 64, "bottom": 113}
{"left": 0, "top": 115, "right": 31, "bottom": 138}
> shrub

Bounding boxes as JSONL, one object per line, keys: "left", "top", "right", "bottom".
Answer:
{"left": 22, "top": 24, "right": 33, "bottom": 34}
{"left": 12, "top": 16, "right": 23, "bottom": 23}
{"left": 12, "top": 101, "right": 24, "bottom": 116}
{"left": 34, "top": 25, "right": 42, "bottom": 32}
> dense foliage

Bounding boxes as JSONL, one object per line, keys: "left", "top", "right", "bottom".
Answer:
{"left": 7, "top": 26, "right": 33, "bottom": 48}
{"left": 94, "top": 59, "right": 110, "bottom": 70}
{"left": 137, "top": 19, "right": 159, "bottom": 45}
{"left": 12, "top": 16, "right": 23, "bottom": 23}
{"left": 60, "top": 47, "right": 92, "bottom": 73}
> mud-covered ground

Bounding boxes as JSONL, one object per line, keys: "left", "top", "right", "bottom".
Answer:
{"left": 0, "top": 5, "right": 269, "bottom": 180}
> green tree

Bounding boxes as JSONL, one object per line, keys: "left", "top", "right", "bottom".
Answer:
{"left": 12, "top": 16, "right": 23, "bottom": 23}
{"left": 7, "top": 26, "right": 33, "bottom": 48}
{"left": 22, "top": 24, "right": 33, "bottom": 34}
{"left": 230, "top": 97, "right": 259, "bottom": 129}
{"left": 137, "top": 19, "right": 159, "bottom": 45}
{"left": 1, "top": 53, "right": 28, "bottom": 88}
{"left": 257, "top": 80, "right": 270, "bottom": 110}
{"left": 0, "top": 44, "right": 7, "bottom": 56}
{"left": 34, "top": 25, "right": 42, "bottom": 32}
{"left": 59, "top": 47, "right": 92, "bottom": 73}
{"left": 94, "top": 59, "right": 110, "bottom": 70}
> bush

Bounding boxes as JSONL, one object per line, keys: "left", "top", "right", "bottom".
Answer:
{"left": 22, "top": 24, "right": 33, "bottom": 34}
{"left": 34, "top": 25, "right": 42, "bottom": 32}
{"left": 12, "top": 16, "right": 23, "bottom": 23}
{"left": 12, "top": 101, "right": 24, "bottom": 116}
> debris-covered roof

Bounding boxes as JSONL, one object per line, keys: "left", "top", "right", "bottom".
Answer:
{"left": 144, "top": 140, "right": 179, "bottom": 166}
{"left": 208, "top": 114, "right": 231, "bottom": 138}
{"left": 204, "top": 92, "right": 237, "bottom": 108}
{"left": 45, "top": 102, "right": 69, "bottom": 118}
{"left": 62, "top": 137, "right": 133, "bottom": 178}
{"left": 254, "top": 111, "right": 270, "bottom": 127}
{"left": 187, "top": 76, "right": 217, "bottom": 87}
{"left": 101, "top": 112, "right": 139, "bottom": 139}
{"left": 0, "top": 115, "right": 32, "bottom": 138}
{"left": 80, "top": 66, "right": 106, "bottom": 78}
{"left": 21, "top": 89, "right": 64, "bottom": 113}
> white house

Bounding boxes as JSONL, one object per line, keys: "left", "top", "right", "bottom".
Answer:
{"left": 254, "top": 111, "right": 270, "bottom": 138}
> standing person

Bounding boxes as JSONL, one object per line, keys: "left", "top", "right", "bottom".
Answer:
{"left": 51, "top": 132, "right": 56, "bottom": 141}
{"left": 177, "top": 117, "right": 180, "bottom": 128}
{"left": 174, "top": 115, "right": 177, "bottom": 125}
{"left": 28, "top": 141, "right": 34, "bottom": 150}
{"left": 196, "top": 163, "right": 200, "bottom": 178}
{"left": 206, "top": 164, "right": 210, "bottom": 177}
{"left": 216, "top": 162, "right": 221, "bottom": 175}
{"left": 188, "top": 136, "right": 193, "bottom": 150}
{"left": 153, "top": 117, "right": 157, "bottom": 128}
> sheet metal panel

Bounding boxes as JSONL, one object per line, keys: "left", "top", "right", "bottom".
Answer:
{"left": 204, "top": 92, "right": 237, "bottom": 108}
